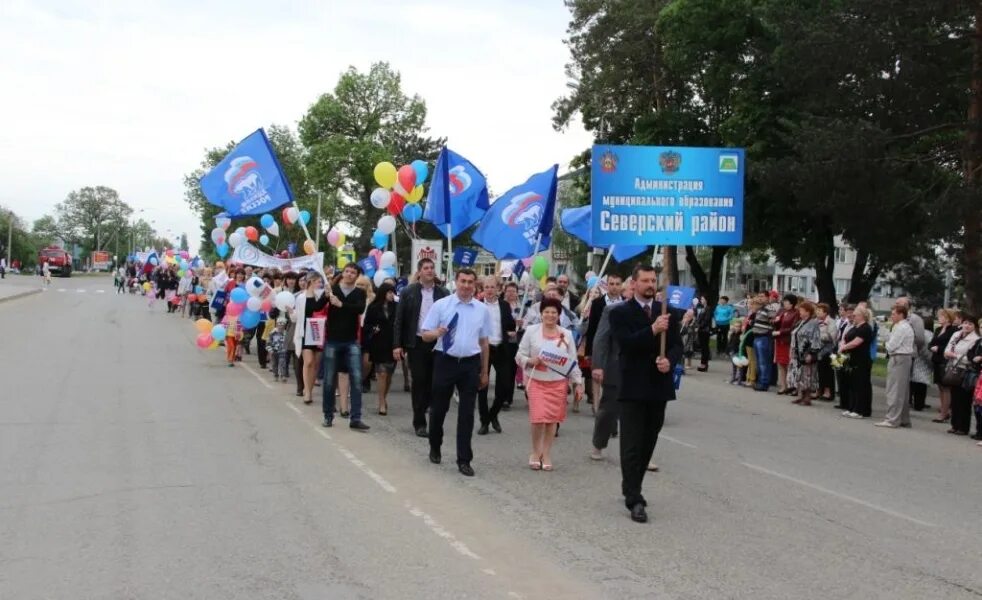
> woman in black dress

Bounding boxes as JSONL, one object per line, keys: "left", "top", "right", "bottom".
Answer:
{"left": 839, "top": 305, "right": 875, "bottom": 419}
{"left": 929, "top": 308, "right": 959, "bottom": 423}
{"left": 363, "top": 283, "right": 397, "bottom": 415}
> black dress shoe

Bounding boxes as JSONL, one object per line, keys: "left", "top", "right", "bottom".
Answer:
{"left": 429, "top": 449, "right": 441, "bottom": 464}
{"left": 630, "top": 504, "right": 648, "bottom": 523}
{"left": 457, "top": 462, "right": 475, "bottom": 477}
{"left": 500, "top": 403, "right": 511, "bottom": 411}
{"left": 491, "top": 418, "right": 502, "bottom": 433}
{"left": 477, "top": 424, "right": 490, "bottom": 435}
{"left": 322, "top": 418, "right": 333, "bottom": 428}
{"left": 350, "top": 421, "right": 370, "bottom": 431}
{"left": 415, "top": 427, "right": 429, "bottom": 438}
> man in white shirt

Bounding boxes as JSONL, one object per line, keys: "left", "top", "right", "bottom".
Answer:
{"left": 420, "top": 269, "right": 491, "bottom": 477}
{"left": 477, "top": 276, "right": 518, "bottom": 435}
{"left": 878, "top": 304, "right": 915, "bottom": 428}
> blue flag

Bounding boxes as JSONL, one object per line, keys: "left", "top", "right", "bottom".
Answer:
{"left": 512, "top": 260, "right": 525, "bottom": 280}
{"left": 453, "top": 247, "right": 478, "bottom": 267}
{"left": 442, "top": 312, "right": 459, "bottom": 352}
{"left": 666, "top": 285, "right": 697, "bottom": 310}
{"left": 199, "top": 128, "right": 295, "bottom": 216}
{"left": 559, "top": 205, "right": 648, "bottom": 262}
{"left": 357, "top": 257, "right": 378, "bottom": 277}
{"left": 423, "top": 147, "right": 489, "bottom": 238}
{"left": 473, "top": 165, "right": 559, "bottom": 260}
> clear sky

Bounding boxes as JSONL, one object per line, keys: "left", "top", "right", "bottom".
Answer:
{"left": 0, "top": 0, "right": 593, "bottom": 253}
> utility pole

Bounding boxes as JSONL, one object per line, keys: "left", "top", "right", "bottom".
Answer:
{"left": 6, "top": 210, "right": 12, "bottom": 270}
{"left": 315, "top": 192, "right": 323, "bottom": 251}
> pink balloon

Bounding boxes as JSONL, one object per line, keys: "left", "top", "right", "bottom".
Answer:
{"left": 521, "top": 258, "right": 533, "bottom": 267}
{"left": 397, "top": 164, "right": 416, "bottom": 192}
{"left": 260, "top": 299, "right": 272, "bottom": 313}
{"left": 369, "top": 248, "right": 383, "bottom": 263}
{"left": 196, "top": 333, "right": 213, "bottom": 348}
{"left": 226, "top": 302, "right": 244, "bottom": 317}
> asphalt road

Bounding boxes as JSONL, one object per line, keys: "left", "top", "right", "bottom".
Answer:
{"left": 2, "top": 275, "right": 980, "bottom": 599}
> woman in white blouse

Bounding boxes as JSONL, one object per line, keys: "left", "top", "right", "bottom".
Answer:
{"left": 516, "top": 298, "right": 584, "bottom": 471}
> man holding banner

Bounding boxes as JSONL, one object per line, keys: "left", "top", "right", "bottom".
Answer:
{"left": 609, "top": 265, "right": 684, "bottom": 523}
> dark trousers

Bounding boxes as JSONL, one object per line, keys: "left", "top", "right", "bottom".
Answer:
{"left": 408, "top": 338, "right": 437, "bottom": 429}
{"left": 322, "top": 342, "right": 363, "bottom": 423}
{"left": 950, "top": 386, "right": 973, "bottom": 433}
{"left": 848, "top": 364, "right": 873, "bottom": 417}
{"left": 698, "top": 331, "right": 712, "bottom": 365}
{"left": 478, "top": 343, "right": 516, "bottom": 425}
{"left": 592, "top": 384, "right": 620, "bottom": 450}
{"left": 429, "top": 353, "right": 480, "bottom": 465}
{"left": 272, "top": 350, "right": 289, "bottom": 378}
{"left": 295, "top": 354, "right": 304, "bottom": 395}
{"left": 910, "top": 382, "right": 928, "bottom": 411}
{"left": 818, "top": 356, "right": 836, "bottom": 397}
{"left": 619, "top": 398, "right": 667, "bottom": 508}
{"left": 835, "top": 365, "right": 851, "bottom": 407}
{"left": 715, "top": 325, "right": 729, "bottom": 354}
{"left": 256, "top": 336, "right": 268, "bottom": 368}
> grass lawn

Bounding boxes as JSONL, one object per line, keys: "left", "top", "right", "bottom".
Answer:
{"left": 872, "top": 356, "right": 888, "bottom": 378}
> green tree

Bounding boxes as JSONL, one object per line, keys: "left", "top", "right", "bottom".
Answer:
{"left": 55, "top": 186, "right": 132, "bottom": 254}
{"left": 299, "top": 62, "right": 444, "bottom": 260}
{"left": 179, "top": 233, "right": 189, "bottom": 252}
{"left": 0, "top": 207, "right": 37, "bottom": 268}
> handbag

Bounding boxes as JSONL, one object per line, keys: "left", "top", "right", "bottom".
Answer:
{"left": 942, "top": 360, "right": 967, "bottom": 388}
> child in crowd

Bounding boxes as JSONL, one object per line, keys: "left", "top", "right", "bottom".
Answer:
{"left": 268, "top": 318, "right": 289, "bottom": 382}
{"left": 222, "top": 314, "right": 241, "bottom": 367}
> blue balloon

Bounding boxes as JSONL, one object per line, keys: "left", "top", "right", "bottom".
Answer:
{"left": 299, "top": 210, "right": 311, "bottom": 225}
{"left": 402, "top": 203, "right": 423, "bottom": 224}
{"left": 383, "top": 266, "right": 397, "bottom": 278}
{"left": 240, "top": 309, "right": 261, "bottom": 330}
{"left": 211, "top": 324, "right": 226, "bottom": 340}
{"left": 259, "top": 234, "right": 270, "bottom": 246}
{"left": 216, "top": 242, "right": 229, "bottom": 258}
{"left": 230, "top": 287, "right": 249, "bottom": 304}
{"left": 411, "top": 160, "right": 429, "bottom": 185}
{"left": 149, "top": 257, "right": 158, "bottom": 265}
{"left": 587, "top": 276, "right": 599, "bottom": 289}
{"left": 372, "top": 231, "right": 389, "bottom": 250}
{"left": 260, "top": 213, "right": 274, "bottom": 228}
{"left": 195, "top": 285, "right": 204, "bottom": 295}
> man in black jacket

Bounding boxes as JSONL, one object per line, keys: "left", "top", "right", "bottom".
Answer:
{"left": 584, "top": 273, "right": 624, "bottom": 406}
{"left": 393, "top": 258, "right": 450, "bottom": 437}
{"left": 556, "top": 273, "right": 580, "bottom": 310}
{"left": 477, "top": 276, "right": 517, "bottom": 435}
{"left": 321, "top": 263, "right": 370, "bottom": 431}
{"left": 609, "top": 264, "right": 684, "bottom": 524}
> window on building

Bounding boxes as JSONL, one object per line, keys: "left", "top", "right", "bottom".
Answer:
{"left": 481, "top": 263, "right": 496, "bottom": 277}
{"left": 834, "top": 278, "right": 851, "bottom": 296}
{"left": 834, "top": 247, "right": 851, "bottom": 264}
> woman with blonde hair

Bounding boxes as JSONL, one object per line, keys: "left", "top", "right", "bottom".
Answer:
{"left": 839, "top": 305, "right": 875, "bottom": 419}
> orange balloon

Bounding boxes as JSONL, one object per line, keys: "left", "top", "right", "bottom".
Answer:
{"left": 245, "top": 226, "right": 259, "bottom": 242}
{"left": 303, "top": 239, "right": 316, "bottom": 255}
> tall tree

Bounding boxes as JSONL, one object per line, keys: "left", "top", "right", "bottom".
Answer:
{"left": 962, "top": 3, "right": 982, "bottom": 314}
{"left": 298, "top": 62, "right": 444, "bottom": 259}
{"left": 55, "top": 186, "right": 132, "bottom": 253}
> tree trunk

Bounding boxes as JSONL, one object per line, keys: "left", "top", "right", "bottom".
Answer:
{"left": 962, "top": 6, "right": 982, "bottom": 315}
{"left": 685, "top": 245, "right": 728, "bottom": 314}
{"left": 845, "top": 247, "right": 880, "bottom": 304}
{"left": 813, "top": 234, "right": 839, "bottom": 315}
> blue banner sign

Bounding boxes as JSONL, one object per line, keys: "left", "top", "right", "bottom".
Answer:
{"left": 591, "top": 145, "right": 744, "bottom": 246}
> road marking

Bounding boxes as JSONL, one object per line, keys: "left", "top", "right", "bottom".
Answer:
{"left": 336, "top": 444, "right": 397, "bottom": 493}
{"left": 57, "top": 289, "right": 66, "bottom": 292}
{"left": 315, "top": 428, "right": 332, "bottom": 440}
{"left": 95, "top": 289, "right": 105, "bottom": 294}
{"left": 741, "top": 462, "right": 937, "bottom": 528}
{"left": 508, "top": 592, "right": 525, "bottom": 599}
{"left": 661, "top": 434, "right": 697, "bottom": 449}
{"left": 241, "top": 363, "right": 274, "bottom": 390}
{"left": 76, "top": 289, "right": 85, "bottom": 293}
{"left": 286, "top": 403, "right": 303, "bottom": 415}
{"left": 406, "top": 501, "right": 481, "bottom": 559}
{"left": 482, "top": 568, "right": 497, "bottom": 576}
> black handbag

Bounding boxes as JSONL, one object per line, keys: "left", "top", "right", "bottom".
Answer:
{"left": 942, "top": 361, "right": 967, "bottom": 387}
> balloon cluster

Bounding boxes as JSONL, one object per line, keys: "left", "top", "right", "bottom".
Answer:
{"left": 370, "top": 159, "right": 428, "bottom": 243}
{"left": 196, "top": 286, "right": 298, "bottom": 350}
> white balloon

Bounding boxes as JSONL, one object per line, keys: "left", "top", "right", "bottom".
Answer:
{"left": 210, "top": 227, "right": 225, "bottom": 246}
{"left": 246, "top": 276, "right": 265, "bottom": 297}
{"left": 286, "top": 207, "right": 300, "bottom": 224}
{"left": 370, "top": 188, "right": 391, "bottom": 209}
{"left": 373, "top": 270, "right": 386, "bottom": 287}
{"left": 235, "top": 227, "right": 246, "bottom": 236}
{"left": 377, "top": 215, "right": 397, "bottom": 235}
{"left": 246, "top": 296, "right": 262, "bottom": 312}
{"left": 275, "top": 290, "right": 296, "bottom": 311}
{"left": 228, "top": 232, "right": 244, "bottom": 248}
{"left": 266, "top": 222, "right": 279, "bottom": 237}
{"left": 393, "top": 181, "right": 410, "bottom": 198}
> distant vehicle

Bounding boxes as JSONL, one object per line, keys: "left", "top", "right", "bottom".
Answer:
{"left": 38, "top": 246, "right": 72, "bottom": 277}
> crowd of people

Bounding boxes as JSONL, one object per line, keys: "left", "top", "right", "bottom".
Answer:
{"left": 119, "top": 254, "right": 982, "bottom": 522}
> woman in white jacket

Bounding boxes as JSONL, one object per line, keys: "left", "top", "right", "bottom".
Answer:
{"left": 943, "top": 315, "right": 980, "bottom": 436}
{"left": 516, "top": 298, "right": 584, "bottom": 471}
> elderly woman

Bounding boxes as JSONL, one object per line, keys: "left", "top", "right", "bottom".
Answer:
{"left": 774, "top": 294, "right": 800, "bottom": 394}
{"left": 815, "top": 303, "right": 838, "bottom": 401}
{"left": 840, "top": 305, "right": 875, "bottom": 419}
{"left": 516, "top": 298, "right": 584, "bottom": 471}
{"left": 790, "top": 301, "right": 821, "bottom": 406}
{"left": 944, "top": 314, "right": 980, "bottom": 436}
{"left": 876, "top": 304, "right": 915, "bottom": 428}
{"left": 910, "top": 316, "right": 935, "bottom": 412}
{"left": 930, "top": 308, "right": 960, "bottom": 423}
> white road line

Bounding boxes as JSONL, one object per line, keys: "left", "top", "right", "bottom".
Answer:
{"left": 95, "top": 289, "right": 105, "bottom": 294}
{"left": 481, "top": 568, "right": 497, "bottom": 576}
{"left": 285, "top": 403, "right": 303, "bottom": 415}
{"left": 741, "top": 462, "right": 937, "bottom": 528}
{"left": 508, "top": 592, "right": 525, "bottom": 599}
{"left": 335, "top": 444, "right": 397, "bottom": 493}
{"left": 314, "top": 428, "right": 332, "bottom": 440}
{"left": 76, "top": 289, "right": 85, "bottom": 293}
{"left": 406, "top": 501, "right": 481, "bottom": 559}
{"left": 661, "top": 434, "right": 697, "bottom": 449}
{"left": 57, "top": 289, "right": 66, "bottom": 292}
{"left": 240, "top": 363, "right": 274, "bottom": 390}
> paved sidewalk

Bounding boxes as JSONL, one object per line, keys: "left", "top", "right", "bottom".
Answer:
{"left": 0, "top": 280, "right": 42, "bottom": 303}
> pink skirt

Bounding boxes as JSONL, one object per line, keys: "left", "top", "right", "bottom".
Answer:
{"left": 527, "top": 378, "right": 568, "bottom": 424}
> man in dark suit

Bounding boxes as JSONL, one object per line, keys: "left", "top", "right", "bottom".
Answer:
{"left": 609, "top": 264, "right": 684, "bottom": 524}
{"left": 393, "top": 258, "right": 450, "bottom": 437}
{"left": 477, "top": 276, "right": 518, "bottom": 435}
{"left": 584, "top": 273, "right": 625, "bottom": 406}
{"left": 556, "top": 273, "right": 580, "bottom": 311}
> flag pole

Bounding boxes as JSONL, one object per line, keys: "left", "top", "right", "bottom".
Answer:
{"left": 446, "top": 225, "right": 454, "bottom": 290}
{"left": 518, "top": 232, "right": 543, "bottom": 321}
{"left": 294, "top": 201, "right": 313, "bottom": 243}
{"left": 594, "top": 245, "right": 616, "bottom": 283}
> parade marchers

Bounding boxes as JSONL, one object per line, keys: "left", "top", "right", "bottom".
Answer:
{"left": 115, "top": 255, "right": 982, "bottom": 523}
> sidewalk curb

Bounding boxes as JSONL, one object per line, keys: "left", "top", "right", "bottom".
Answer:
{"left": 0, "top": 288, "right": 42, "bottom": 305}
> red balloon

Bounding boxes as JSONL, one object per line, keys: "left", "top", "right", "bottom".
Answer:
{"left": 196, "top": 333, "right": 213, "bottom": 349}
{"left": 282, "top": 207, "right": 293, "bottom": 226}
{"left": 387, "top": 192, "right": 406, "bottom": 216}
{"left": 226, "top": 302, "right": 244, "bottom": 317}
{"left": 260, "top": 299, "right": 273, "bottom": 313}
{"left": 245, "top": 226, "right": 259, "bottom": 242}
{"left": 397, "top": 164, "right": 416, "bottom": 192}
